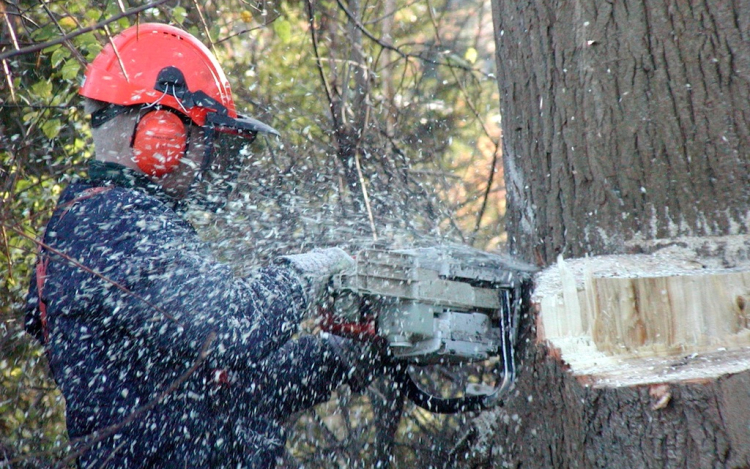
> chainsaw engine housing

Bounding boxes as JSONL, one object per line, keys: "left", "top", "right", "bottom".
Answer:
{"left": 330, "top": 246, "right": 534, "bottom": 412}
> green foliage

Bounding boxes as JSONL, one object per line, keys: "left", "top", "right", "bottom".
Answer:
{"left": 0, "top": 0, "right": 504, "bottom": 466}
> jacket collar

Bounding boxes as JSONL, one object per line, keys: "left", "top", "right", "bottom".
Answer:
{"left": 87, "top": 161, "right": 177, "bottom": 206}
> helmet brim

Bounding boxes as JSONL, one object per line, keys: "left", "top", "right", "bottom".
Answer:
{"left": 235, "top": 114, "right": 280, "bottom": 136}
{"left": 208, "top": 112, "right": 280, "bottom": 138}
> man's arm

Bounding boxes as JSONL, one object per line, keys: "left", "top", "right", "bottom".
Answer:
{"left": 46, "top": 188, "right": 310, "bottom": 368}
{"left": 231, "top": 333, "right": 393, "bottom": 421}
{"left": 234, "top": 336, "right": 348, "bottom": 419}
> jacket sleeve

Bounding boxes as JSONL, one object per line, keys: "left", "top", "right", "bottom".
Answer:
{"left": 233, "top": 335, "right": 349, "bottom": 420}
{"left": 43, "top": 187, "right": 309, "bottom": 369}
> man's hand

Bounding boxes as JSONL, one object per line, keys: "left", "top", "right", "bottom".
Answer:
{"left": 276, "top": 247, "right": 355, "bottom": 305}
{"left": 322, "top": 333, "right": 392, "bottom": 393}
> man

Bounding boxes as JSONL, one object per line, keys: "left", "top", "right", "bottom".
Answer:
{"left": 25, "top": 23, "right": 386, "bottom": 468}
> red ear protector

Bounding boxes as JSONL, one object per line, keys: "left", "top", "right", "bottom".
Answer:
{"left": 131, "top": 109, "right": 189, "bottom": 177}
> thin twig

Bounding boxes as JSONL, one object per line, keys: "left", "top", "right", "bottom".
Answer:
{"left": 214, "top": 12, "right": 282, "bottom": 45}
{"left": 191, "top": 0, "right": 217, "bottom": 57}
{"left": 214, "top": 24, "right": 266, "bottom": 44}
{"left": 306, "top": 0, "right": 340, "bottom": 131}
{"left": 471, "top": 142, "right": 501, "bottom": 243}
{"left": 333, "top": 0, "right": 491, "bottom": 78}
{"left": 425, "top": 0, "right": 502, "bottom": 245}
{"left": 1, "top": 59, "right": 15, "bottom": 102}
{"left": 38, "top": 0, "right": 87, "bottom": 66}
{"left": 0, "top": 103, "right": 74, "bottom": 109}
{"left": 103, "top": 24, "right": 129, "bottom": 82}
{"left": 354, "top": 152, "right": 377, "bottom": 241}
{"left": 5, "top": 223, "right": 180, "bottom": 324}
{"left": 0, "top": 225, "right": 12, "bottom": 279}
{"left": 2, "top": 7, "right": 20, "bottom": 50}
{"left": 0, "top": 0, "right": 171, "bottom": 61}
{"left": 1, "top": 5, "right": 20, "bottom": 101}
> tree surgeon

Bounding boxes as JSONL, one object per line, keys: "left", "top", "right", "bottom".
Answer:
{"left": 25, "top": 23, "right": 387, "bottom": 469}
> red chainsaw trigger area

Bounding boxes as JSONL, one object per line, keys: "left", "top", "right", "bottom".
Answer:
{"left": 318, "top": 305, "right": 380, "bottom": 342}
{"left": 319, "top": 312, "right": 379, "bottom": 340}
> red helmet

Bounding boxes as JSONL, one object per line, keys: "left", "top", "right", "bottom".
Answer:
{"left": 80, "top": 23, "right": 277, "bottom": 136}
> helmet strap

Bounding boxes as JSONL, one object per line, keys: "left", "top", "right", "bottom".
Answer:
{"left": 199, "top": 125, "right": 216, "bottom": 175}
{"left": 90, "top": 103, "right": 130, "bottom": 129}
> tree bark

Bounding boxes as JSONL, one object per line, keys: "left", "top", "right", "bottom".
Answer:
{"left": 469, "top": 341, "right": 750, "bottom": 468}
{"left": 478, "top": 1, "right": 750, "bottom": 467}
{"left": 494, "top": 0, "right": 750, "bottom": 264}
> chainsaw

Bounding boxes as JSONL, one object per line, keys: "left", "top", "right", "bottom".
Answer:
{"left": 323, "top": 246, "right": 535, "bottom": 414}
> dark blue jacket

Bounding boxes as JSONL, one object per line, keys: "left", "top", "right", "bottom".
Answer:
{"left": 26, "top": 162, "right": 349, "bottom": 468}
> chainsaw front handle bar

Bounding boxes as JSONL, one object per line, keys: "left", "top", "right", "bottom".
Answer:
{"left": 399, "top": 365, "right": 512, "bottom": 414}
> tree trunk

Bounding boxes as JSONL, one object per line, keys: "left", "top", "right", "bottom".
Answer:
{"left": 494, "top": 0, "right": 750, "bottom": 264}
{"left": 476, "top": 1, "right": 750, "bottom": 467}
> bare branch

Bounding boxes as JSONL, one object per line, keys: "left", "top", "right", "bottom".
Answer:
{"left": 5, "top": 223, "right": 180, "bottom": 324}
{"left": 212, "top": 3, "right": 284, "bottom": 45}
{"left": 334, "top": 0, "right": 490, "bottom": 77}
{"left": 1, "top": 5, "right": 20, "bottom": 101}
{"left": 470, "top": 142, "right": 502, "bottom": 244}
{"left": 190, "top": 0, "right": 217, "bottom": 56}
{"left": 305, "top": 0, "right": 339, "bottom": 131}
{"left": 1, "top": 59, "right": 15, "bottom": 102}
{"left": 425, "top": 0, "right": 501, "bottom": 245}
{"left": 214, "top": 23, "right": 271, "bottom": 45}
{"left": 38, "top": 0, "right": 87, "bottom": 66}
{"left": 0, "top": 0, "right": 171, "bottom": 62}
{"left": 354, "top": 152, "right": 378, "bottom": 241}
{"left": 102, "top": 24, "right": 130, "bottom": 82}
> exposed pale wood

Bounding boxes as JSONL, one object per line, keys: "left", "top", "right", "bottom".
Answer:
{"left": 534, "top": 243, "right": 750, "bottom": 387}
{"left": 460, "top": 242, "right": 750, "bottom": 469}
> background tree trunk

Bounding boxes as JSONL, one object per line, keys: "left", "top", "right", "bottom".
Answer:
{"left": 477, "top": 1, "right": 750, "bottom": 467}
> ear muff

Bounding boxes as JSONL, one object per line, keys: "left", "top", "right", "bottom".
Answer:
{"left": 131, "top": 110, "right": 188, "bottom": 177}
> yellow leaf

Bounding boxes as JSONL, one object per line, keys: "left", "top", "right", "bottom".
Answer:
{"left": 241, "top": 10, "right": 253, "bottom": 23}
{"left": 42, "top": 119, "right": 61, "bottom": 139}
{"left": 464, "top": 47, "right": 478, "bottom": 64}
{"left": 59, "top": 17, "right": 77, "bottom": 31}
{"left": 274, "top": 19, "right": 292, "bottom": 43}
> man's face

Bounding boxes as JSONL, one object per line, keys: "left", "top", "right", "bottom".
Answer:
{"left": 149, "top": 123, "right": 253, "bottom": 205}
{"left": 180, "top": 132, "right": 254, "bottom": 211}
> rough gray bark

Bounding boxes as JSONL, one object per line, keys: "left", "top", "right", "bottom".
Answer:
{"left": 469, "top": 341, "right": 750, "bottom": 468}
{"left": 478, "top": 1, "right": 750, "bottom": 467}
{"left": 494, "top": 0, "right": 750, "bottom": 264}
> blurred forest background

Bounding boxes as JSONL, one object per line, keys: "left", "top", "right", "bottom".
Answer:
{"left": 0, "top": 0, "right": 505, "bottom": 467}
